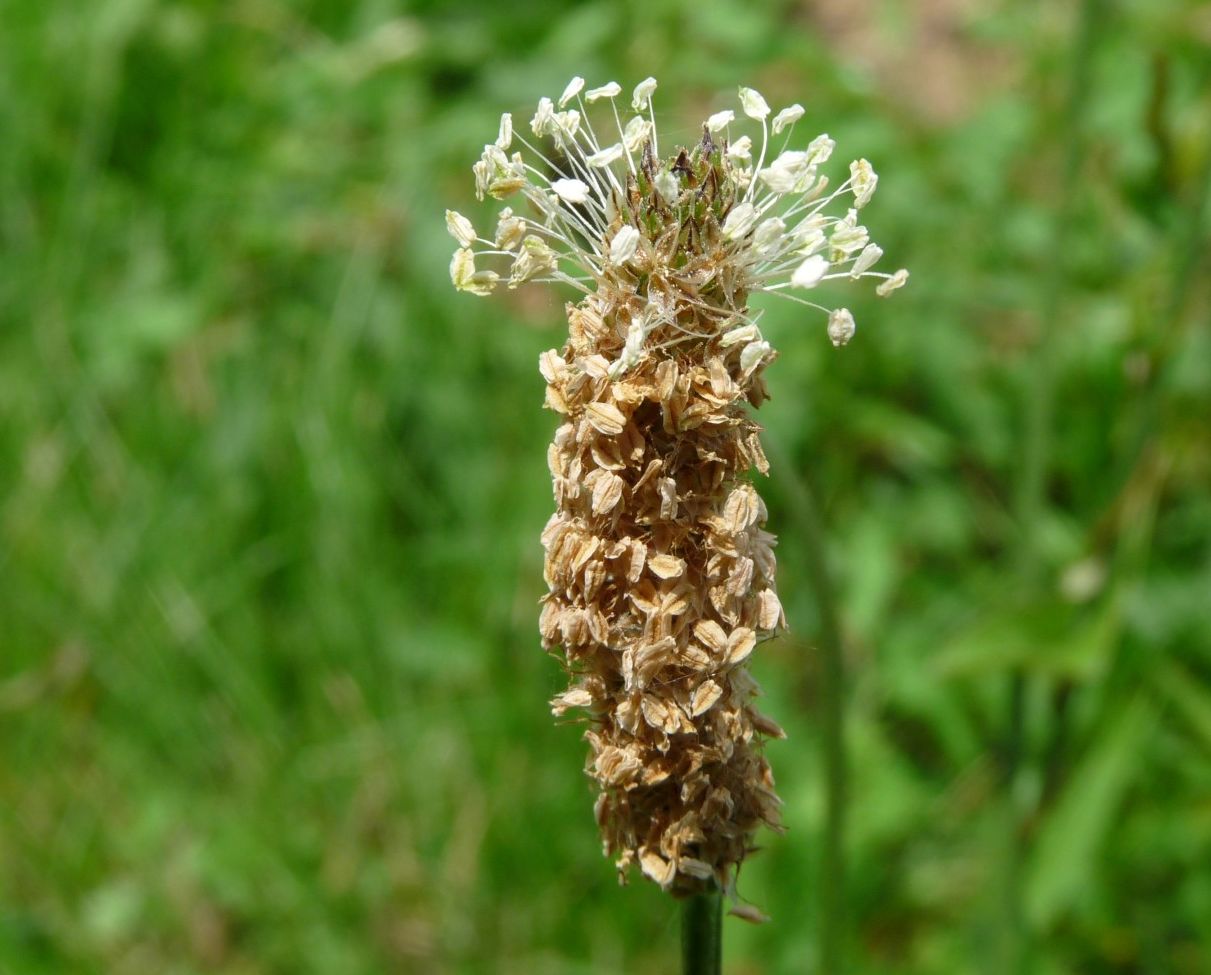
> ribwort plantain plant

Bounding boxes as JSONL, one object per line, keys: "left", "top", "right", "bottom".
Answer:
{"left": 448, "top": 76, "right": 905, "bottom": 968}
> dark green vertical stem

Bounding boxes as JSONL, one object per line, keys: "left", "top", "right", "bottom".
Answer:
{"left": 999, "top": 671, "right": 1027, "bottom": 975}
{"left": 800, "top": 475, "right": 847, "bottom": 975}
{"left": 682, "top": 889, "right": 722, "bottom": 975}
{"left": 1132, "top": 99, "right": 1211, "bottom": 462}
{"left": 1005, "top": 1, "right": 1103, "bottom": 972}
{"left": 767, "top": 437, "right": 847, "bottom": 974}
{"left": 1162, "top": 119, "right": 1211, "bottom": 325}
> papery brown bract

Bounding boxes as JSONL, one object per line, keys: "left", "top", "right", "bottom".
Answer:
{"left": 537, "top": 208, "right": 788, "bottom": 895}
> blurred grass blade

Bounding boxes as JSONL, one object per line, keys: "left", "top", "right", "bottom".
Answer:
{"left": 1025, "top": 697, "right": 1154, "bottom": 928}
{"left": 1151, "top": 660, "right": 1211, "bottom": 754}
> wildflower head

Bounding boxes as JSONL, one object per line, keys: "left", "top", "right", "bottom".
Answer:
{"left": 448, "top": 78, "right": 905, "bottom": 905}
{"left": 447, "top": 78, "right": 908, "bottom": 345}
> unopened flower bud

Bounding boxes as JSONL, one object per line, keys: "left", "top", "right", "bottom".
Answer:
{"left": 723, "top": 202, "right": 758, "bottom": 240}
{"left": 609, "top": 225, "right": 640, "bottom": 265}
{"left": 654, "top": 170, "right": 679, "bottom": 202}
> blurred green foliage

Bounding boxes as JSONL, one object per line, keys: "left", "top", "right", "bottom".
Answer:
{"left": 2, "top": 1, "right": 1210, "bottom": 972}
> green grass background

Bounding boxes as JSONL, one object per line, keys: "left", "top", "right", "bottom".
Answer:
{"left": 2, "top": 1, "right": 1210, "bottom": 972}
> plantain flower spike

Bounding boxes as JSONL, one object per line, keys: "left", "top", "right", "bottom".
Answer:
{"left": 448, "top": 79, "right": 906, "bottom": 904}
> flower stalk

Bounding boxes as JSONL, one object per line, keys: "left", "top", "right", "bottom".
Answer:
{"left": 682, "top": 888, "right": 723, "bottom": 975}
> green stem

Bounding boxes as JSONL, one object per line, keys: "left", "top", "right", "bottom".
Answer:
{"left": 766, "top": 438, "right": 847, "bottom": 973}
{"left": 682, "top": 889, "right": 722, "bottom": 975}
{"left": 1129, "top": 80, "right": 1211, "bottom": 462}
{"left": 999, "top": 670, "right": 1027, "bottom": 975}
{"left": 800, "top": 475, "right": 846, "bottom": 975}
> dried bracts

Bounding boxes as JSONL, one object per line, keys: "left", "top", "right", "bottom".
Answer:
{"left": 447, "top": 77, "right": 906, "bottom": 901}
{"left": 541, "top": 289, "right": 788, "bottom": 897}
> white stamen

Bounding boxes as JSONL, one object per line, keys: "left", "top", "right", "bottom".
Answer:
{"left": 609, "top": 225, "right": 640, "bottom": 265}
{"left": 531, "top": 97, "right": 556, "bottom": 137}
{"left": 876, "top": 268, "right": 909, "bottom": 296}
{"left": 806, "top": 133, "right": 835, "bottom": 166}
{"left": 559, "top": 77, "right": 585, "bottom": 108}
{"left": 632, "top": 77, "right": 658, "bottom": 112}
{"left": 738, "top": 87, "right": 770, "bottom": 121}
{"left": 445, "top": 210, "right": 476, "bottom": 248}
{"left": 723, "top": 202, "right": 758, "bottom": 241}
{"left": 587, "top": 144, "right": 624, "bottom": 168}
{"left": 740, "top": 340, "right": 770, "bottom": 373}
{"left": 552, "top": 178, "right": 591, "bottom": 204}
{"left": 721, "top": 324, "right": 761, "bottom": 347}
{"left": 850, "top": 158, "right": 878, "bottom": 208}
{"left": 759, "top": 151, "right": 811, "bottom": 194}
{"left": 851, "top": 243, "right": 882, "bottom": 277}
{"left": 751, "top": 217, "right": 785, "bottom": 256}
{"left": 791, "top": 255, "right": 828, "bottom": 288}
{"left": 495, "top": 208, "right": 525, "bottom": 251}
{"left": 623, "top": 116, "right": 651, "bottom": 153}
{"left": 726, "top": 136, "right": 753, "bottom": 163}
{"left": 772, "top": 104, "right": 804, "bottom": 134}
{"left": 586, "top": 81, "right": 621, "bottom": 102}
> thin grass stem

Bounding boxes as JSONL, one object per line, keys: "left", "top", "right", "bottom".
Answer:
{"left": 765, "top": 435, "right": 846, "bottom": 973}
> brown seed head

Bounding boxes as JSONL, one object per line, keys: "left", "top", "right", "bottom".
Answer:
{"left": 449, "top": 76, "right": 906, "bottom": 903}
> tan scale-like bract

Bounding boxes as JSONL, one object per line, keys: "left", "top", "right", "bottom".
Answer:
{"left": 539, "top": 146, "right": 789, "bottom": 897}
